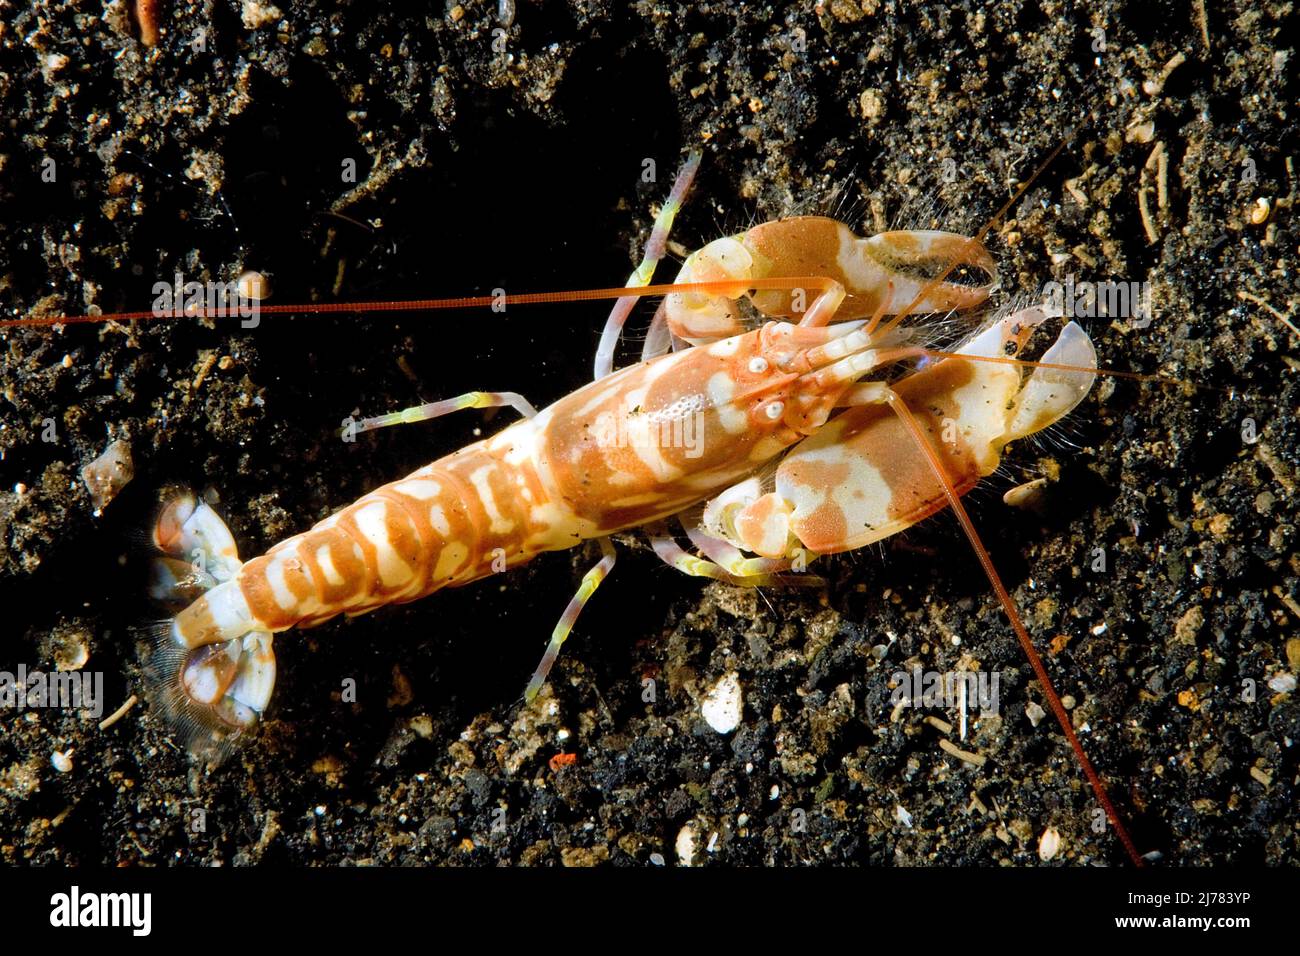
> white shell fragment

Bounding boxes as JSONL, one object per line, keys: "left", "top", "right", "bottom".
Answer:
{"left": 1002, "top": 477, "right": 1048, "bottom": 509}
{"left": 80, "top": 439, "right": 133, "bottom": 515}
{"left": 675, "top": 823, "right": 697, "bottom": 867}
{"left": 701, "top": 671, "right": 743, "bottom": 733}
{"left": 1025, "top": 701, "right": 1047, "bottom": 728}
{"left": 1038, "top": 826, "right": 1062, "bottom": 861}
{"left": 51, "top": 750, "right": 73, "bottom": 774}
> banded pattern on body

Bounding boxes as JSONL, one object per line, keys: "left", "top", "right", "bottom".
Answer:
{"left": 151, "top": 315, "right": 891, "bottom": 754}
{"left": 170, "top": 320, "right": 879, "bottom": 648}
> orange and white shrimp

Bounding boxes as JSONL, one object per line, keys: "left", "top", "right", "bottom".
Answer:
{"left": 137, "top": 149, "right": 1016, "bottom": 761}
{"left": 146, "top": 310, "right": 907, "bottom": 758}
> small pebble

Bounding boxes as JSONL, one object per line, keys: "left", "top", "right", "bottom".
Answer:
{"left": 1003, "top": 477, "right": 1047, "bottom": 509}
{"left": 1267, "top": 673, "right": 1296, "bottom": 694}
{"left": 1038, "top": 826, "right": 1062, "bottom": 861}
{"left": 675, "top": 824, "right": 696, "bottom": 867}
{"left": 701, "top": 671, "right": 743, "bottom": 734}
{"left": 1175, "top": 605, "right": 1204, "bottom": 644}
{"left": 80, "top": 439, "right": 133, "bottom": 514}
{"left": 241, "top": 1, "right": 282, "bottom": 30}
{"left": 48, "top": 629, "right": 90, "bottom": 671}
{"left": 237, "top": 270, "right": 271, "bottom": 301}
{"left": 1125, "top": 120, "right": 1155, "bottom": 143}
{"left": 1025, "top": 701, "right": 1046, "bottom": 728}
{"left": 859, "top": 88, "right": 886, "bottom": 122}
{"left": 51, "top": 750, "right": 73, "bottom": 774}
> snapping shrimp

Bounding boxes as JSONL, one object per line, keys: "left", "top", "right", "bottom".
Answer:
{"left": 147, "top": 295, "right": 935, "bottom": 757}
{"left": 138, "top": 146, "right": 1022, "bottom": 761}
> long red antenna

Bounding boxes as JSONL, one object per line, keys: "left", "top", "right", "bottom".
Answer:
{"left": 883, "top": 390, "right": 1145, "bottom": 867}
{"left": 0, "top": 277, "right": 840, "bottom": 329}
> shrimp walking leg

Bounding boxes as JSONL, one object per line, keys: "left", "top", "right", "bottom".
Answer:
{"left": 646, "top": 523, "right": 823, "bottom": 588}
{"left": 523, "top": 538, "right": 617, "bottom": 701}
{"left": 593, "top": 151, "right": 702, "bottom": 380}
{"left": 685, "top": 523, "right": 799, "bottom": 579}
{"left": 530, "top": 151, "right": 702, "bottom": 696}
{"left": 355, "top": 390, "right": 537, "bottom": 434}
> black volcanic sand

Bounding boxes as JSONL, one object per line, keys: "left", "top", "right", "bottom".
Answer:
{"left": 1, "top": 0, "right": 1296, "bottom": 865}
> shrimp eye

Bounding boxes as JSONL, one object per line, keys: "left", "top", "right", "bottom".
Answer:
{"left": 764, "top": 401, "right": 785, "bottom": 420}
{"left": 748, "top": 357, "right": 770, "bottom": 374}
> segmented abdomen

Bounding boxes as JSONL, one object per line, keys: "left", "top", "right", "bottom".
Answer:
{"left": 173, "top": 323, "right": 828, "bottom": 649}
{"left": 236, "top": 416, "right": 582, "bottom": 632}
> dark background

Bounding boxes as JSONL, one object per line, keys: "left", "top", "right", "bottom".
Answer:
{"left": 0, "top": 0, "right": 1296, "bottom": 865}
